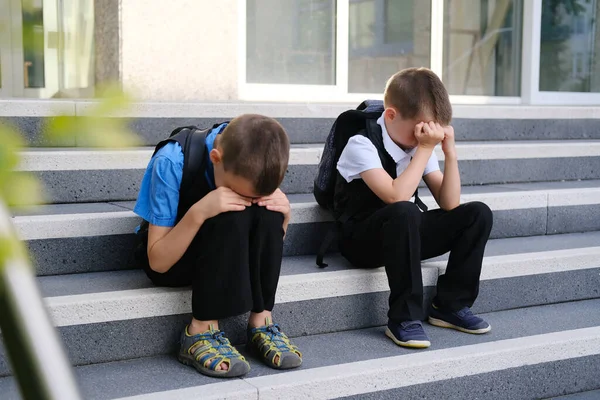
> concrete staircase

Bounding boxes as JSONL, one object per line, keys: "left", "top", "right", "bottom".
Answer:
{"left": 1, "top": 102, "right": 599, "bottom": 399}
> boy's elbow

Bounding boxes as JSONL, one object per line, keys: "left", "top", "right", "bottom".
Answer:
{"left": 384, "top": 194, "right": 413, "bottom": 204}
{"left": 440, "top": 200, "right": 460, "bottom": 211}
{"left": 147, "top": 253, "right": 169, "bottom": 274}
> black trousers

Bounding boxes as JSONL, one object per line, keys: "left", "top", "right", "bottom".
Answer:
{"left": 143, "top": 205, "right": 285, "bottom": 321}
{"left": 340, "top": 201, "right": 493, "bottom": 323}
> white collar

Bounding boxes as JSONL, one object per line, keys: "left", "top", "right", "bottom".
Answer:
{"left": 377, "top": 115, "right": 416, "bottom": 163}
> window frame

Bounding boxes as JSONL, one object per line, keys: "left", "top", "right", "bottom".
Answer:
{"left": 238, "top": 0, "right": 525, "bottom": 104}
{"left": 3, "top": 0, "right": 61, "bottom": 99}
{"left": 0, "top": 0, "right": 14, "bottom": 97}
{"left": 524, "top": 0, "right": 600, "bottom": 105}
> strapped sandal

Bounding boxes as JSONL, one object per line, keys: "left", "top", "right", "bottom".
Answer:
{"left": 178, "top": 324, "right": 250, "bottom": 378}
{"left": 247, "top": 317, "right": 302, "bottom": 370}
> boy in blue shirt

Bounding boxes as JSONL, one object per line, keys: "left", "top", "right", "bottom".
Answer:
{"left": 133, "top": 114, "right": 302, "bottom": 378}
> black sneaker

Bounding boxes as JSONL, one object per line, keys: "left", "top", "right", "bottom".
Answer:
{"left": 385, "top": 320, "right": 431, "bottom": 349}
{"left": 428, "top": 304, "right": 491, "bottom": 334}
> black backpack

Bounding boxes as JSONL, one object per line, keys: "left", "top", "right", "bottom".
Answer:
{"left": 314, "top": 100, "right": 386, "bottom": 211}
{"left": 313, "top": 100, "right": 427, "bottom": 267}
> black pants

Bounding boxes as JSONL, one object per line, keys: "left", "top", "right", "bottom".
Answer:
{"left": 340, "top": 201, "right": 493, "bottom": 323}
{"left": 143, "top": 205, "right": 285, "bottom": 321}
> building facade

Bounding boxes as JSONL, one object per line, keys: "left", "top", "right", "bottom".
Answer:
{"left": 1, "top": 0, "right": 600, "bottom": 105}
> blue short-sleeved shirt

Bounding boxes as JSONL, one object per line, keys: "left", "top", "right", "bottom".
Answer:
{"left": 133, "top": 123, "right": 227, "bottom": 228}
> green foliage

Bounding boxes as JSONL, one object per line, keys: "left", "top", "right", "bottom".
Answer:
{"left": 0, "top": 122, "right": 44, "bottom": 207}
{"left": 45, "top": 85, "right": 141, "bottom": 148}
{"left": 0, "top": 87, "right": 139, "bottom": 277}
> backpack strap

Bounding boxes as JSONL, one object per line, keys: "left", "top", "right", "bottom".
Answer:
{"left": 179, "top": 127, "right": 209, "bottom": 198}
{"left": 365, "top": 119, "right": 428, "bottom": 212}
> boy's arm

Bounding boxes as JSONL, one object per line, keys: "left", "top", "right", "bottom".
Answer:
{"left": 360, "top": 122, "right": 444, "bottom": 204}
{"left": 360, "top": 146, "right": 435, "bottom": 204}
{"left": 424, "top": 126, "right": 460, "bottom": 210}
{"left": 147, "top": 187, "right": 251, "bottom": 273}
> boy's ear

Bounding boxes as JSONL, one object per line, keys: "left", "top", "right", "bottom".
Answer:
{"left": 209, "top": 148, "right": 223, "bottom": 165}
{"left": 384, "top": 107, "right": 398, "bottom": 121}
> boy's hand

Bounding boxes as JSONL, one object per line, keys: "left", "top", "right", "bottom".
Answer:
{"left": 255, "top": 189, "right": 291, "bottom": 221}
{"left": 441, "top": 125, "right": 456, "bottom": 157}
{"left": 193, "top": 187, "right": 252, "bottom": 222}
{"left": 415, "top": 121, "right": 444, "bottom": 149}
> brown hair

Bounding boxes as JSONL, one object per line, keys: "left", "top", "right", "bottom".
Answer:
{"left": 384, "top": 67, "right": 452, "bottom": 125}
{"left": 218, "top": 114, "right": 290, "bottom": 196}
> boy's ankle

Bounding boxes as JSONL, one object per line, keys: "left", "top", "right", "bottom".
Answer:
{"left": 188, "top": 319, "right": 219, "bottom": 335}
{"left": 248, "top": 310, "right": 273, "bottom": 328}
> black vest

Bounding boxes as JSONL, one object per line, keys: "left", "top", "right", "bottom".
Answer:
{"left": 332, "top": 119, "right": 397, "bottom": 223}
{"left": 332, "top": 119, "right": 426, "bottom": 223}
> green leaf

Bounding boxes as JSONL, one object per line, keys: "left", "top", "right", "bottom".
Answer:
{"left": 44, "top": 86, "right": 140, "bottom": 148}
{"left": 0, "top": 173, "right": 45, "bottom": 208}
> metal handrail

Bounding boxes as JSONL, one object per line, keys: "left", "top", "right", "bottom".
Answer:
{"left": 0, "top": 200, "right": 81, "bottom": 400}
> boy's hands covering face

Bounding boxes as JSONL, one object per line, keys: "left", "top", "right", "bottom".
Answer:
{"left": 194, "top": 187, "right": 252, "bottom": 221}
{"left": 255, "top": 188, "right": 291, "bottom": 220}
{"left": 441, "top": 125, "right": 456, "bottom": 156}
{"left": 415, "top": 121, "right": 445, "bottom": 149}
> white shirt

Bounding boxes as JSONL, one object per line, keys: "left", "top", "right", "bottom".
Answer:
{"left": 337, "top": 115, "right": 440, "bottom": 183}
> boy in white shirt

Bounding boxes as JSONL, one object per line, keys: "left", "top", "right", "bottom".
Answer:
{"left": 336, "top": 68, "right": 493, "bottom": 349}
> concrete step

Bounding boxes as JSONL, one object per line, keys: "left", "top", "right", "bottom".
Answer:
{"left": 0, "top": 236, "right": 598, "bottom": 377}
{"left": 1, "top": 299, "right": 599, "bottom": 399}
{"left": 548, "top": 390, "right": 600, "bottom": 400}
{"left": 4, "top": 101, "right": 600, "bottom": 146}
{"left": 15, "top": 141, "right": 600, "bottom": 203}
{"left": 12, "top": 181, "right": 600, "bottom": 276}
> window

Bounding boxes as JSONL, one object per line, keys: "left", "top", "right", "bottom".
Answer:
{"left": 0, "top": 0, "right": 95, "bottom": 99}
{"left": 348, "top": 0, "right": 430, "bottom": 93}
{"left": 539, "top": 0, "right": 599, "bottom": 93}
{"left": 443, "top": 0, "right": 522, "bottom": 97}
{"left": 241, "top": 0, "right": 525, "bottom": 103}
{"left": 246, "top": 0, "right": 336, "bottom": 85}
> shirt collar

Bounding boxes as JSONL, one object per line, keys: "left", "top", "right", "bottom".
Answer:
{"left": 377, "top": 115, "right": 415, "bottom": 163}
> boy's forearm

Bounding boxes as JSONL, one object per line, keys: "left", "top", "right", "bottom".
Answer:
{"left": 439, "top": 152, "right": 461, "bottom": 210}
{"left": 148, "top": 209, "right": 204, "bottom": 273}
{"left": 391, "top": 147, "right": 432, "bottom": 201}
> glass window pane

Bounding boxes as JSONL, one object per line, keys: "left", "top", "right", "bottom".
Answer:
{"left": 348, "top": 0, "right": 431, "bottom": 93}
{"left": 60, "top": 0, "right": 95, "bottom": 95}
{"left": 22, "top": 0, "right": 45, "bottom": 88}
{"left": 246, "top": 0, "right": 336, "bottom": 85}
{"left": 443, "top": 0, "right": 522, "bottom": 96}
{"left": 540, "top": 0, "right": 600, "bottom": 92}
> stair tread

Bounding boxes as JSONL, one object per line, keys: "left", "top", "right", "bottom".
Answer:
{"left": 18, "top": 139, "right": 600, "bottom": 152}
{"left": 2, "top": 299, "right": 599, "bottom": 400}
{"left": 10, "top": 179, "right": 600, "bottom": 218}
{"left": 36, "top": 231, "right": 600, "bottom": 298}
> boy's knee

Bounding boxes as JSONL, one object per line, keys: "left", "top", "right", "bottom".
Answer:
{"left": 464, "top": 201, "right": 493, "bottom": 227}
{"left": 205, "top": 208, "right": 253, "bottom": 228}
{"left": 255, "top": 205, "right": 285, "bottom": 227}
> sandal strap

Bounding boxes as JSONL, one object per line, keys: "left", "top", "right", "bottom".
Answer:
{"left": 251, "top": 324, "right": 303, "bottom": 363}
{"left": 189, "top": 330, "right": 245, "bottom": 370}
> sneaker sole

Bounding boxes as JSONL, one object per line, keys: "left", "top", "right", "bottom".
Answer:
{"left": 385, "top": 327, "right": 431, "bottom": 349}
{"left": 428, "top": 317, "right": 492, "bottom": 334}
